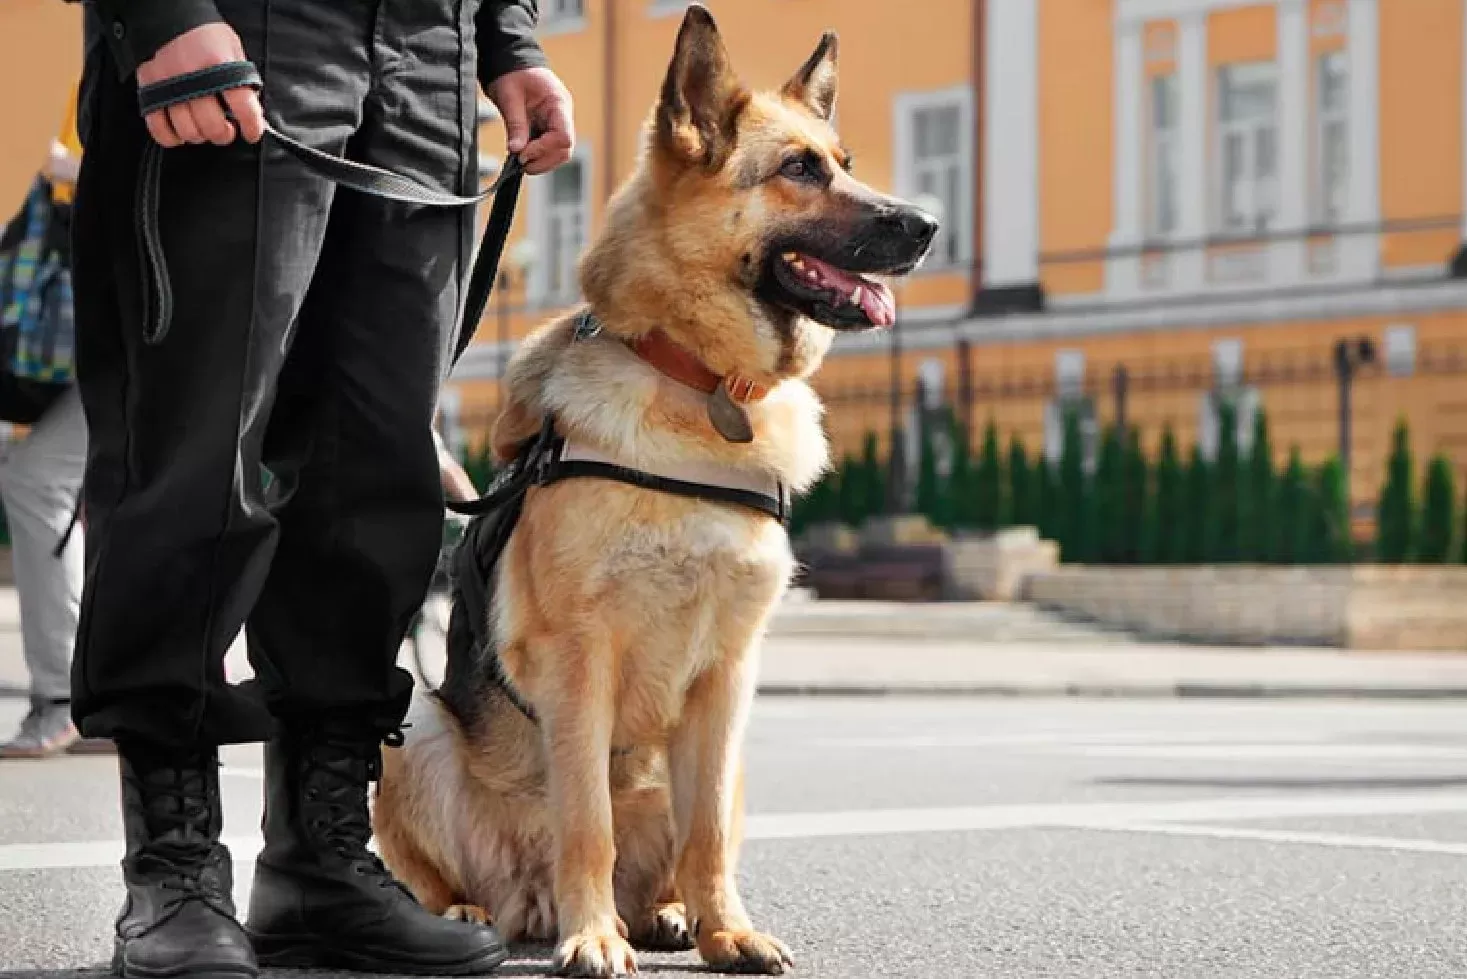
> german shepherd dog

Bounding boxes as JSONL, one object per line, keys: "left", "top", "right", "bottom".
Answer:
{"left": 374, "top": 5, "right": 937, "bottom": 975}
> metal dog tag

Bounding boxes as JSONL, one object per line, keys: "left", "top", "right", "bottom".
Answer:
{"left": 708, "top": 384, "right": 754, "bottom": 443}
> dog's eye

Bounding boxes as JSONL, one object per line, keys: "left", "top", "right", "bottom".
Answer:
{"left": 780, "top": 158, "right": 810, "bottom": 180}
{"left": 779, "top": 154, "right": 822, "bottom": 184}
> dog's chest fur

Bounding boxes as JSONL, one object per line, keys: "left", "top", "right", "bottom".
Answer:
{"left": 494, "top": 320, "right": 830, "bottom": 741}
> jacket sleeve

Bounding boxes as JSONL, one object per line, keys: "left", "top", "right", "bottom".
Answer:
{"left": 475, "top": 0, "right": 549, "bottom": 89}
{"left": 90, "top": 0, "right": 225, "bottom": 81}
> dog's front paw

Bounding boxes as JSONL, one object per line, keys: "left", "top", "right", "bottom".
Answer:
{"left": 554, "top": 928, "right": 638, "bottom": 976}
{"left": 442, "top": 903, "right": 492, "bottom": 925}
{"left": 698, "top": 928, "right": 794, "bottom": 975}
{"left": 630, "top": 902, "right": 693, "bottom": 951}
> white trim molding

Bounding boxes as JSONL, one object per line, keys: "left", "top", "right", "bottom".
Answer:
{"left": 1102, "top": 0, "right": 1380, "bottom": 306}
{"left": 981, "top": 0, "right": 1039, "bottom": 287}
{"left": 892, "top": 86, "right": 976, "bottom": 274}
{"left": 526, "top": 142, "right": 594, "bottom": 306}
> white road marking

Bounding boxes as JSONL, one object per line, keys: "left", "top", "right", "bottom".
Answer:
{"left": 1067, "top": 743, "right": 1467, "bottom": 760}
{"left": 804, "top": 731, "right": 1343, "bottom": 749}
{"left": 742, "top": 790, "right": 1467, "bottom": 841}
{"left": 1069, "top": 821, "right": 1467, "bottom": 857}
{"left": 10, "top": 790, "right": 1467, "bottom": 874}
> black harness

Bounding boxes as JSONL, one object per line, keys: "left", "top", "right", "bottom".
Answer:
{"left": 133, "top": 64, "right": 793, "bottom": 730}
{"left": 438, "top": 317, "right": 790, "bottom": 727}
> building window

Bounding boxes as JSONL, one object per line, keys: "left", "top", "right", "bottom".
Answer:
{"left": 545, "top": 0, "right": 584, "bottom": 20}
{"left": 894, "top": 88, "right": 975, "bottom": 270}
{"left": 1147, "top": 73, "right": 1179, "bottom": 238}
{"left": 1215, "top": 61, "right": 1278, "bottom": 236}
{"left": 539, "top": 0, "right": 585, "bottom": 32}
{"left": 1383, "top": 324, "right": 1416, "bottom": 377}
{"left": 1314, "top": 50, "right": 1348, "bottom": 226}
{"left": 546, "top": 158, "right": 586, "bottom": 302}
{"left": 649, "top": 0, "right": 691, "bottom": 16}
{"left": 529, "top": 153, "right": 590, "bottom": 305}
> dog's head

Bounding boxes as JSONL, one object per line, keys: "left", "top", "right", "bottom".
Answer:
{"left": 584, "top": 5, "right": 938, "bottom": 378}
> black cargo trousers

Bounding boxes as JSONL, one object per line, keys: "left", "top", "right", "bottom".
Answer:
{"left": 71, "top": 0, "right": 510, "bottom": 748}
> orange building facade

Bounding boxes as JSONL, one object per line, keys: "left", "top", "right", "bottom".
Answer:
{"left": 4, "top": 1, "right": 1464, "bottom": 521}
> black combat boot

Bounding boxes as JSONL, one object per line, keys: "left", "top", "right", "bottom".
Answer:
{"left": 112, "top": 745, "right": 258, "bottom": 979}
{"left": 243, "top": 725, "right": 509, "bottom": 975}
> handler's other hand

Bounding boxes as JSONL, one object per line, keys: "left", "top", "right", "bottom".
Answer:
{"left": 137, "top": 23, "right": 266, "bottom": 148}
{"left": 487, "top": 67, "right": 575, "bottom": 175}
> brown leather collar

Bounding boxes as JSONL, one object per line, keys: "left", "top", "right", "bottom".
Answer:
{"left": 629, "top": 330, "right": 768, "bottom": 404}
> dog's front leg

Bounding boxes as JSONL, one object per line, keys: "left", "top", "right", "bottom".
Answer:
{"left": 542, "top": 635, "right": 637, "bottom": 977}
{"left": 670, "top": 650, "right": 793, "bottom": 975}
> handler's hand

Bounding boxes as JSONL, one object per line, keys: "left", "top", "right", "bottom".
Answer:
{"left": 487, "top": 67, "right": 575, "bottom": 175}
{"left": 137, "top": 23, "right": 266, "bottom": 148}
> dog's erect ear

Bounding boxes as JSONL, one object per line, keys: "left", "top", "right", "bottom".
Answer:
{"left": 782, "top": 31, "right": 838, "bottom": 122}
{"left": 655, "top": 4, "right": 746, "bottom": 169}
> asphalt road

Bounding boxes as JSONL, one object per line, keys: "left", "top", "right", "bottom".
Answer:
{"left": 5, "top": 694, "right": 1467, "bottom": 978}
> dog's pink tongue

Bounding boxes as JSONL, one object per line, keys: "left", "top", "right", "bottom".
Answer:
{"left": 860, "top": 281, "right": 897, "bottom": 328}
{"left": 803, "top": 256, "right": 897, "bottom": 328}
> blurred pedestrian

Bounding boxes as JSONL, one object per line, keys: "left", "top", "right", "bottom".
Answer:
{"left": 0, "top": 83, "right": 106, "bottom": 759}
{"left": 69, "top": 1, "right": 572, "bottom": 978}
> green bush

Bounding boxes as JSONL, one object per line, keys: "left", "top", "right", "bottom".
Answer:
{"left": 1120, "top": 427, "right": 1148, "bottom": 564}
{"left": 974, "top": 419, "right": 1006, "bottom": 531}
{"left": 1419, "top": 455, "right": 1457, "bottom": 563}
{"left": 1008, "top": 436, "right": 1034, "bottom": 528}
{"left": 836, "top": 453, "right": 867, "bottom": 528}
{"left": 1309, "top": 457, "right": 1351, "bottom": 564}
{"left": 945, "top": 423, "right": 973, "bottom": 530}
{"left": 1036, "top": 455, "right": 1059, "bottom": 543}
{"left": 1058, "top": 407, "right": 1092, "bottom": 562}
{"left": 1375, "top": 418, "right": 1416, "bottom": 562}
{"left": 1094, "top": 424, "right": 1125, "bottom": 563}
{"left": 1209, "top": 400, "right": 1242, "bottom": 563}
{"left": 860, "top": 432, "right": 886, "bottom": 518}
{"left": 1148, "top": 426, "right": 1184, "bottom": 564}
{"left": 1276, "top": 447, "right": 1310, "bottom": 565}
{"left": 915, "top": 410, "right": 944, "bottom": 528}
{"left": 1244, "top": 410, "right": 1275, "bottom": 563}
{"left": 1182, "top": 444, "right": 1212, "bottom": 563}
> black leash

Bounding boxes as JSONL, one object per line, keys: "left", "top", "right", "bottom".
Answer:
{"left": 135, "top": 61, "right": 524, "bottom": 363}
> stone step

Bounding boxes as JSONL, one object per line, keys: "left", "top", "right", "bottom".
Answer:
{"left": 766, "top": 600, "right": 1137, "bottom": 644}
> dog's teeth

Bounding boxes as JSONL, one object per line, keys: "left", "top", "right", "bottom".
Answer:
{"left": 850, "top": 286, "right": 864, "bottom": 306}
{"left": 805, "top": 268, "right": 819, "bottom": 282}
{"left": 783, "top": 251, "right": 799, "bottom": 263}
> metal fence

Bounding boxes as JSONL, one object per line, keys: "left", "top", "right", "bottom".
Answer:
{"left": 810, "top": 336, "right": 1467, "bottom": 532}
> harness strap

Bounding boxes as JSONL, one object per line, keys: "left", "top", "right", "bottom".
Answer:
{"left": 541, "top": 452, "right": 789, "bottom": 524}
{"left": 133, "top": 61, "right": 523, "bottom": 361}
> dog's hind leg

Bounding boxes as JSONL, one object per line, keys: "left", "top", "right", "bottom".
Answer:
{"left": 612, "top": 788, "right": 690, "bottom": 951}
{"left": 670, "top": 643, "right": 793, "bottom": 975}
{"left": 372, "top": 778, "right": 461, "bottom": 915}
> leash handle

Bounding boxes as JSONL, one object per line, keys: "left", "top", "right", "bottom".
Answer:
{"left": 133, "top": 61, "right": 526, "bottom": 362}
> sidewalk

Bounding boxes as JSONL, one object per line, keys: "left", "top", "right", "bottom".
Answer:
{"left": 2, "top": 589, "right": 1466, "bottom": 699}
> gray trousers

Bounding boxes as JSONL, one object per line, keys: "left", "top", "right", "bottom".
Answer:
{"left": 0, "top": 387, "right": 86, "bottom": 701}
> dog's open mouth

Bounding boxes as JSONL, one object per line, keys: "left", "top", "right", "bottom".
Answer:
{"left": 767, "top": 251, "right": 898, "bottom": 330}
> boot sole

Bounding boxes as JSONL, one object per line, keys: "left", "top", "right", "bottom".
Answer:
{"left": 112, "top": 943, "right": 259, "bottom": 979}
{"left": 248, "top": 932, "right": 510, "bottom": 976}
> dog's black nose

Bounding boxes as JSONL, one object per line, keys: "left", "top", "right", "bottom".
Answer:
{"left": 883, "top": 206, "right": 939, "bottom": 249}
{"left": 899, "top": 207, "right": 940, "bottom": 247}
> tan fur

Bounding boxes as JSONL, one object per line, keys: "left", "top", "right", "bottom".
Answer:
{"left": 375, "top": 7, "right": 921, "bottom": 976}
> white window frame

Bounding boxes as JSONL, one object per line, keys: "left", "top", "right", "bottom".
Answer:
{"left": 893, "top": 86, "right": 976, "bottom": 272}
{"left": 540, "top": 0, "right": 587, "bottom": 34}
{"left": 1213, "top": 60, "right": 1279, "bottom": 238}
{"left": 648, "top": 0, "right": 691, "bottom": 17}
{"left": 1312, "top": 49, "right": 1348, "bottom": 228}
{"left": 528, "top": 145, "right": 593, "bottom": 307}
{"left": 1146, "top": 72, "right": 1180, "bottom": 240}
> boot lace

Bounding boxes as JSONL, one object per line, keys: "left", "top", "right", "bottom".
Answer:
{"left": 130, "top": 757, "right": 227, "bottom": 902}
{"left": 300, "top": 729, "right": 411, "bottom": 893}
